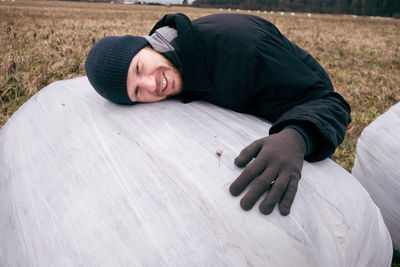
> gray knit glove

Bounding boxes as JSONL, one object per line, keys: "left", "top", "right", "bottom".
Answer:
{"left": 229, "top": 128, "right": 306, "bottom": 216}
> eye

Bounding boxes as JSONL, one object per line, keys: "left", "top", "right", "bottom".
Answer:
{"left": 134, "top": 62, "right": 140, "bottom": 101}
{"left": 135, "top": 87, "right": 139, "bottom": 99}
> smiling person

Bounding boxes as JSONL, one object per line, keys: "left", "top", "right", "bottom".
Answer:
{"left": 85, "top": 13, "right": 351, "bottom": 216}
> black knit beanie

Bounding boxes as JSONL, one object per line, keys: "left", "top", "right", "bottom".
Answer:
{"left": 85, "top": 35, "right": 148, "bottom": 104}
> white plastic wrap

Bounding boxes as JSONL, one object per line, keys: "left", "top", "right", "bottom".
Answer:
{"left": 352, "top": 102, "right": 400, "bottom": 250}
{"left": 0, "top": 76, "right": 393, "bottom": 267}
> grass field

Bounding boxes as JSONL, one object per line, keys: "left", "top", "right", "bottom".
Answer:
{"left": 1, "top": 1, "right": 400, "bottom": 265}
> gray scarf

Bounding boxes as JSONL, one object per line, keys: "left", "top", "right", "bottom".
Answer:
{"left": 144, "top": 26, "right": 182, "bottom": 73}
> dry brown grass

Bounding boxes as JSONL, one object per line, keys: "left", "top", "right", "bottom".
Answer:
{"left": 1, "top": 0, "right": 400, "bottom": 172}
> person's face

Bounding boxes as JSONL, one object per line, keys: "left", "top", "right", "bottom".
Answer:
{"left": 126, "top": 46, "right": 183, "bottom": 103}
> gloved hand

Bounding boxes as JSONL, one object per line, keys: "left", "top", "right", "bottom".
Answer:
{"left": 229, "top": 128, "right": 307, "bottom": 216}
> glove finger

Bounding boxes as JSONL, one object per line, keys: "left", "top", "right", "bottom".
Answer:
{"left": 259, "top": 173, "right": 290, "bottom": 215}
{"left": 239, "top": 168, "right": 278, "bottom": 210}
{"left": 229, "top": 156, "right": 267, "bottom": 196}
{"left": 279, "top": 176, "right": 299, "bottom": 216}
{"left": 234, "top": 140, "right": 262, "bottom": 168}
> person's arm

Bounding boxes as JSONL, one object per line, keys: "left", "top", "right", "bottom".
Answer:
{"left": 230, "top": 26, "right": 351, "bottom": 215}
{"left": 266, "top": 26, "right": 351, "bottom": 161}
{"left": 251, "top": 24, "right": 351, "bottom": 161}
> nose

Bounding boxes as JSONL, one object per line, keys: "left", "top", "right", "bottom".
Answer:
{"left": 138, "top": 75, "right": 157, "bottom": 93}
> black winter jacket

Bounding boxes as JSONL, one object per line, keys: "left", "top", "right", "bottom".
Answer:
{"left": 149, "top": 13, "right": 351, "bottom": 162}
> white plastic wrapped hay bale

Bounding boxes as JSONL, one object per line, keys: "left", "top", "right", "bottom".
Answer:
{"left": 0, "top": 77, "right": 393, "bottom": 267}
{"left": 352, "top": 102, "right": 400, "bottom": 250}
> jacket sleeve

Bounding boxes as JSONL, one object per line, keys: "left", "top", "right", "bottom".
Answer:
{"left": 252, "top": 24, "right": 351, "bottom": 162}
{"left": 269, "top": 94, "right": 351, "bottom": 162}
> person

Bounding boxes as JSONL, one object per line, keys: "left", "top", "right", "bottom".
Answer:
{"left": 84, "top": 13, "right": 351, "bottom": 216}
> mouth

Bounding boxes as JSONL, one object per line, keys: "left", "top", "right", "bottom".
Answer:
{"left": 161, "top": 71, "right": 170, "bottom": 96}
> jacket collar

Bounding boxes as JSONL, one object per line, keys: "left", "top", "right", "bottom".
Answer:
{"left": 149, "top": 13, "right": 212, "bottom": 92}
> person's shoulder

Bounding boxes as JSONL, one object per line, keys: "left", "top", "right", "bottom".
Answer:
{"left": 192, "top": 13, "right": 279, "bottom": 48}
{"left": 192, "top": 13, "right": 279, "bottom": 39}
{"left": 193, "top": 13, "right": 272, "bottom": 25}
